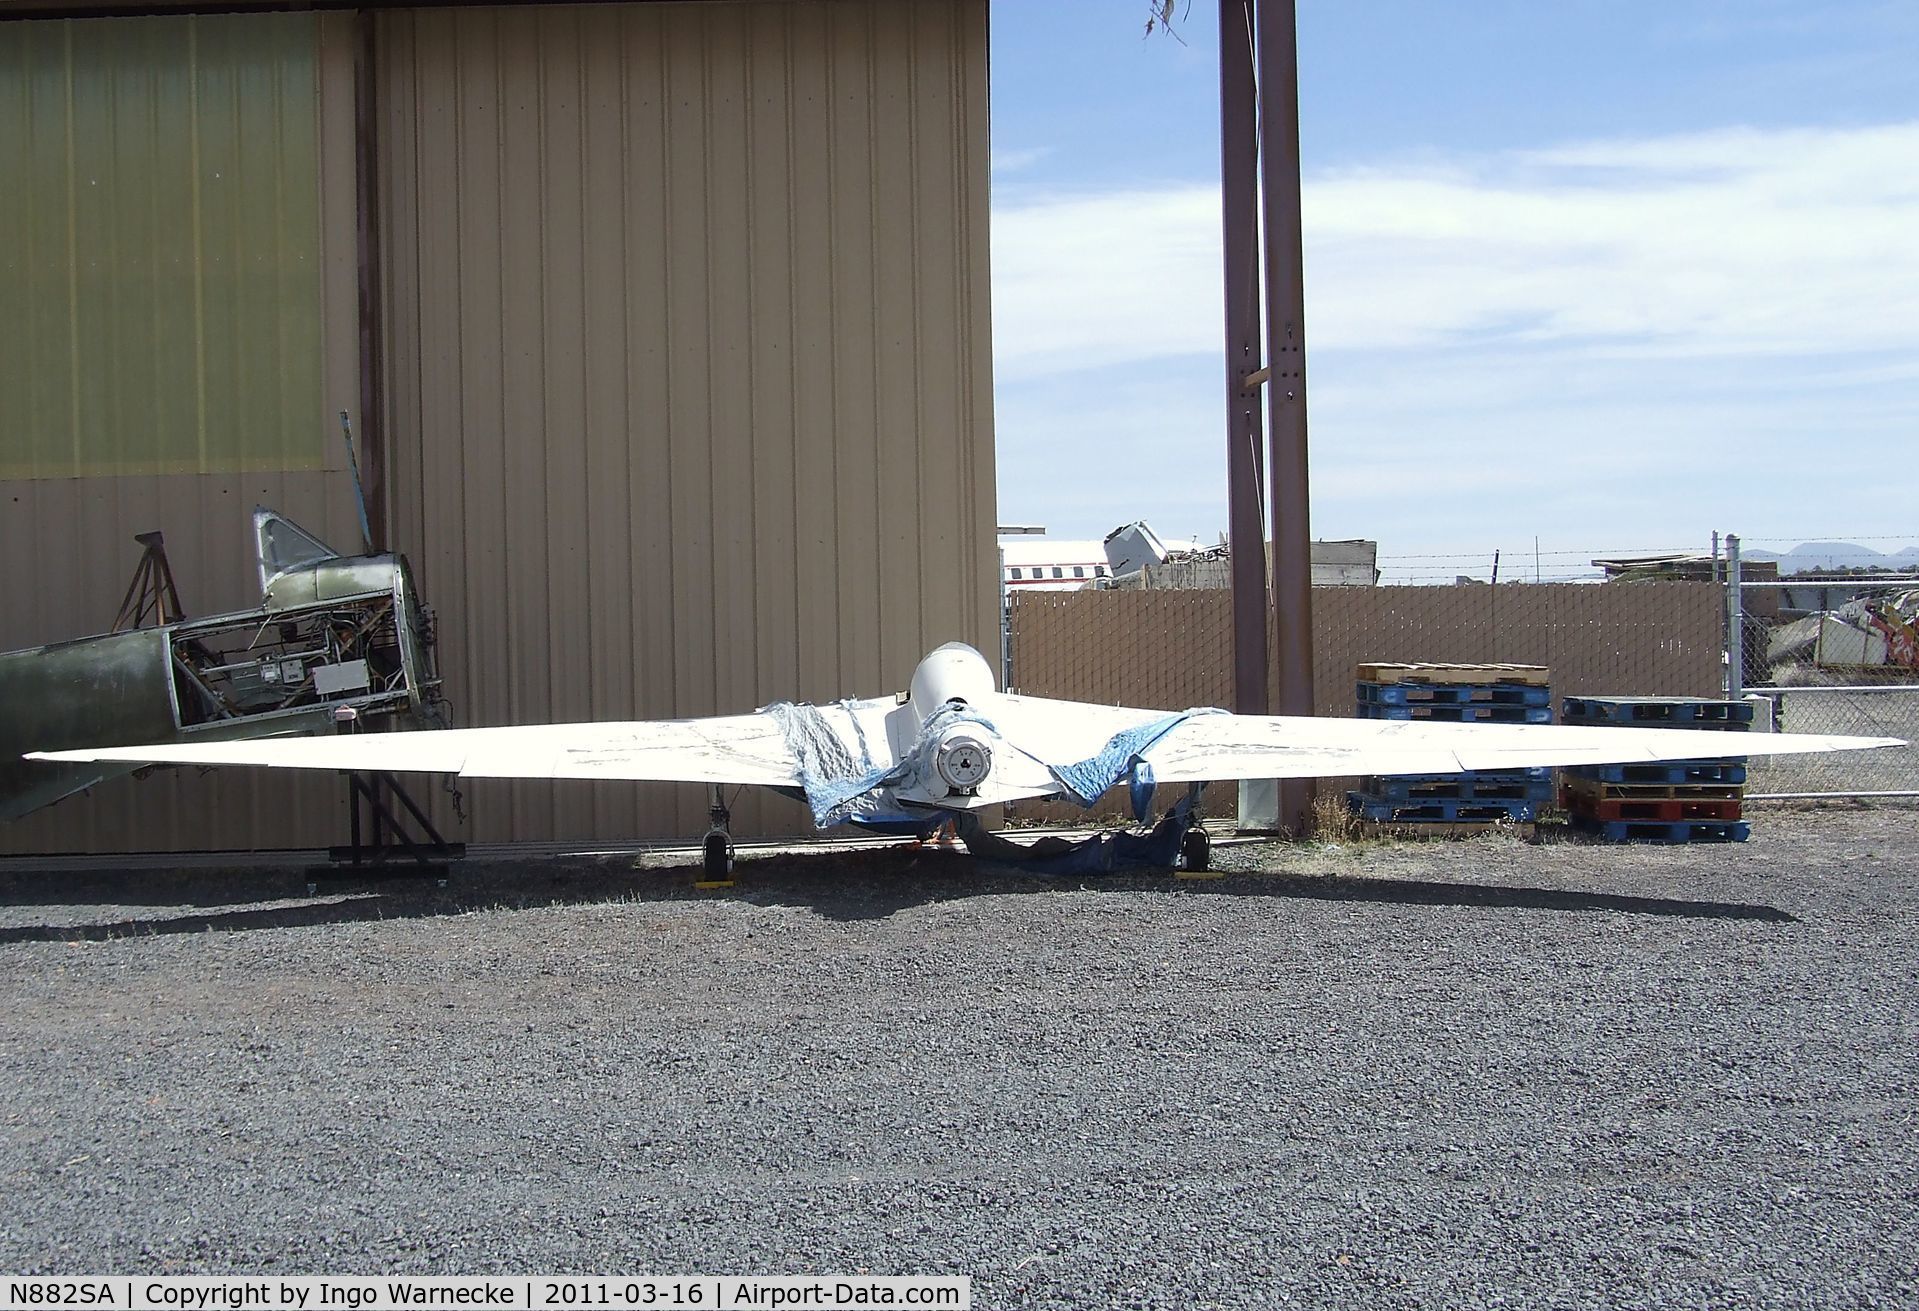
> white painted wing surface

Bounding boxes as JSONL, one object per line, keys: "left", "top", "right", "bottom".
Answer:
{"left": 29, "top": 692, "right": 1899, "bottom": 801}
{"left": 977, "top": 691, "right": 1171, "bottom": 793}
{"left": 1135, "top": 714, "right": 1903, "bottom": 783}
{"left": 28, "top": 713, "right": 810, "bottom": 786}
{"left": 987, "top": 692, "right": 1174, "bottom": 755}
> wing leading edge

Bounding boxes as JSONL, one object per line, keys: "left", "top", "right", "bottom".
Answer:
{"left": 31, "top": 714, "right": 809, "bottom": 787}
{"left": 1130, "top": 713, "right": 1902, "bottom": 784}
{"left": 25, "top": 693, "right": 1900, "bottom": 808}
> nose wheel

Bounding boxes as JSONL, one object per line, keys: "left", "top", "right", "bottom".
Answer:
{"left": 696, "top": 785, "right": 736, "bottom": 889}
{"left": 1176, "top": 824, "right": 1219, "bottom": 880}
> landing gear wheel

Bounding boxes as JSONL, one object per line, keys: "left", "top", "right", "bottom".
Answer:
{"left": 1180, "top": 827, "right": 1211, "bottom": 873}
{"left": 696, "top": 784, "right": 736, "bottom": 888}
{"left": 700, "top": 829, "right": 735, "bottom": 886}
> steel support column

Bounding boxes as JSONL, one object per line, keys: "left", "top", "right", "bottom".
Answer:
{"left": 352, "top": 9, "right": 388, "bottom": 550}
{"left": 1255, "top": 0, "right": 1315, "bottom": 835}
{"left": 1219, "top": 0, "right": 1269, "bottom": 720}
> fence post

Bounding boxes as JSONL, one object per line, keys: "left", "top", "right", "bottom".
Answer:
{"left": 1725, "top": 533, "right": 1744, "bottom": 701}
{"left": 999, "top": 544, "right": 1011, "bottom": 689}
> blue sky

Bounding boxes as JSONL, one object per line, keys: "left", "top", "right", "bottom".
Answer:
{"left": 988, "top": 2, "right": 1919, "bottom": 581}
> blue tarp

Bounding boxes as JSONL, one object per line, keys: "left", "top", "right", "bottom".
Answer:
{"left": 765, "top": 700, "right": 1000, "bottom": 828}
{"left": 766, "top": 698, "right": 1221, "bottom": 868}
{"left": 1047, "top": 708, "right": 1223, "bottom": 816}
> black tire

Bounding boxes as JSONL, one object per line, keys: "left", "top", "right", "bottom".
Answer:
{"left": 703, "top": 831, "right": 732, "bottom": 880}
{"left": 1180, "top": 827, "right": 1210, "bottom": 873}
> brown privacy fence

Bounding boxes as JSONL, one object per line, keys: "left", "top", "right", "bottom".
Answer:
{"left": 1008, "top": 582, "right": 1724, "bottom": 715}
{"left": 1003, "top": 581, "right": 1724, "bottom": 823}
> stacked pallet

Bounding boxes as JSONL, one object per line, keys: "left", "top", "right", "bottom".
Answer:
{"left": 1560, "top": 695, "right": 1753, "bottom": 843}
{"left": 1347, "top": 663, "right": 1553, "bottom": 835}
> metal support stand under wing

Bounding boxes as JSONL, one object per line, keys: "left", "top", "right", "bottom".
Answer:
{"left": 307, "top": 770, "right": 464, "bottom": 894}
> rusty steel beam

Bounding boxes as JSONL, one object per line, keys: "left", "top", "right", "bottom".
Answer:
{"left": 1255, "top": 0, "right": 1315, "bottom": 835}
{"left": 1219, "top": 0, "right": 1269, "bottom": 719}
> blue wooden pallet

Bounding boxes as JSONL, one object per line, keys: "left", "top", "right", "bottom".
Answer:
{"left": 1363, "top": 772, "right": 1556, "bottom": 803}
{"left": 1347, "top": 791, "right": 1540, "bottom": 823}
{"left": 1358, "top": 681, "right": 1553, "bottom": 708}
{"left": 1359, "top": 703, "right": 1553, "bottom": 724}
{"left": 1565, "top": 760, "right": 1747, "bottom": 786}
{"left": 1561, "top": 696, "right": 1754, "bottom": 729}
{"left": 1570, "top": 815, "right": 1750, "bottom": 844}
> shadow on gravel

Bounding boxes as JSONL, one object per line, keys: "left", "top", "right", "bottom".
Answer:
{"left": 1228, "top": 873, "right": 1797, "bottom": 924}
{"left": 0, "top": 845, "right": 1795, "bottom": 942}
{"left": 736, "top": 864, "right": 1797, "bottom": 926}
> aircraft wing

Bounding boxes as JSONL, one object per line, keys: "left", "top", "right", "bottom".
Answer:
{"left": 30, "top": 713, "right": 811, "bottom": 786}
{"left": 987, "top": 693, "right": 1172, "bottom": 759}
{"left": 27, "top": 688, "right": 1900, "bottom": 806}
{"left": 1130, "top": 713, "right": 1901, "bottom": 783}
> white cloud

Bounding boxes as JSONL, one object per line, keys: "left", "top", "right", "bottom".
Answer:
{"left": 991, "top": 120, "right": 1919, "bottom": 368}
{"left": 991, "top": 121, "right": 1919, "bottom": 557}
{"left": 991, "top": 145, "right": 1055, "bottom": 174}
{"left": 1303, "top": 346, "right": 1918, "bottom": 550}
{"left": 991, "top": 185, "right": 1225, "bottom": 379}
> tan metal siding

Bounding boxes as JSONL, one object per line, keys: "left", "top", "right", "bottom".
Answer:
{"left": 0, "top": 11, "right": 364, "bottom": 855}
{"left": 380, "top": 0, "right": 996, "bottom": 843}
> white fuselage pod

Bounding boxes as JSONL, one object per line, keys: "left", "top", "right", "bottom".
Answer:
{"left": 896, "top": 642, "right": 1003, "bottom": 810}
{"left": 907, "top": 641, "right": 1000, "bottom": 720}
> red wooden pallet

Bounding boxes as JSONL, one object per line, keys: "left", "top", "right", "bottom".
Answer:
{"left": 1564, "top": 795, "right": 1744, "bottom": 823}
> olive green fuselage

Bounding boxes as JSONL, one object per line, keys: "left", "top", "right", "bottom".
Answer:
{"left": 0, "top": 554, "right": 440, "bottom": 822}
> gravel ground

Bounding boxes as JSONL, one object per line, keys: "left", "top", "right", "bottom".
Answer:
{"left": 2, "top": 806, "right": 1916, "bottom": 1309}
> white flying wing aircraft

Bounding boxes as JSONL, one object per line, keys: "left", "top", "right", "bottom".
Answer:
{"left": 30, "top": 641, "right": 1900, "bottom": 878}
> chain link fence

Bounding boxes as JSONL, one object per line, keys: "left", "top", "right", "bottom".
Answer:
{"left": 1742, "top": 686, "right": 1919, "bottom": 798}
{"left": 1731, "top": 565, "right": 1919, "bottom": 797}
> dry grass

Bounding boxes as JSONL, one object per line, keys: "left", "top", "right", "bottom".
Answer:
{"left": 1310, "top": 788, "right": 1363, "bottom": 843}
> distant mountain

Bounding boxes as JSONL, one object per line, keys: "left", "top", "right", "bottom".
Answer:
{"left": 1742, "top": 541, "right": 1919, "bottom": 574}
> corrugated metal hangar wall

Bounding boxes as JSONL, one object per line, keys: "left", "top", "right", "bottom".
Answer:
{"left": 0, "top": 0, "right": 996, "bottom": 854}
{"left": 0, "top": 10, "right": 368, "bottom": 853}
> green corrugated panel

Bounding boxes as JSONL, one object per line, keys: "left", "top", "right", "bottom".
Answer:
{"left": 0, "top": 13, "right": 322, "bottom": 479}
